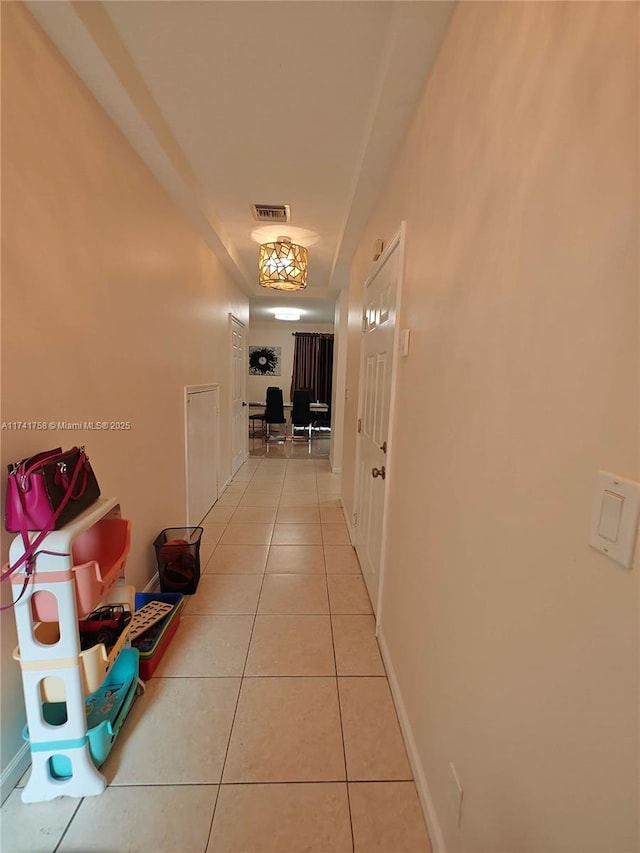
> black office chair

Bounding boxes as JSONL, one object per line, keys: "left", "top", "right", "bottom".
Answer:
{"left": 313, "top": 401, "right": 331, "bottom": 436}
{"left": 291, "top": 389, "right": 313, "bottom": 441}
{"left": 264, "top": 387, "right": 286, "bottom": 440}
{"left": 249, "top": 409, "right": 265, "bottom": 435}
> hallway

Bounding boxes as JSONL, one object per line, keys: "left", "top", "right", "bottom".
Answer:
{"left": 1, "top": 454, "right": 431, "bottom": 852}
{"left": 2, "top": 3, "right": 637, "bottom": 849}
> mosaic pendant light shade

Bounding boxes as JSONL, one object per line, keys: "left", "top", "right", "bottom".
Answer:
{"left": 258, "top": 236, "right": 308, "bottom": 290}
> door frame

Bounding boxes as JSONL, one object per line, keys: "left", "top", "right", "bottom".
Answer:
{"left": 184, "top": 383, "right": 220, "bottom": 525}
{"left": 353, "top": 222, "right": 406, "bottom": 627}
{"left": 229, "top": 313, "right": 248, "bottom": 475}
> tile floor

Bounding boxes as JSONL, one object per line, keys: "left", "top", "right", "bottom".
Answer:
{"left": 1, "top": 451, "right": 431, "bottom": 853}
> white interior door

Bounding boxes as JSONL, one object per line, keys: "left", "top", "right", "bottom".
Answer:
{"left": 355, "top": 240, "right": 399, "bottom": 614}
{"left": 186, "top": 385, "right": 219, "bottom": 525}
{"left": 231, "top": 316, "right": 247, "bottom": 474}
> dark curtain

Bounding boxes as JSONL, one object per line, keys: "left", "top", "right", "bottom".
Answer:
{"left": 290, "top": 333, "right": 334, "bottom": 406}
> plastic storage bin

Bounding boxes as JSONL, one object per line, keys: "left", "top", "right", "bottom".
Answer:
{"left": 13, "top": 585, "right": 135, "bottom": 701}
{"left": 132, "top": 592, "right": 184, "bottom": 679}
{"left": 153, "top": 527, "right": 203, "bottom": 594}
{"left": 17, "top": 515, "right": 130, "bottom": 622}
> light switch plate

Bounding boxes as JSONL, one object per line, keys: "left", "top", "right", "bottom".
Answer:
{"left": 589, "top": 471, "right": 640, "bottom": 569}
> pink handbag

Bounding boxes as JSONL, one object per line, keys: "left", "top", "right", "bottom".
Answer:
{"left": 2, "top": 446, "right": 101, "bottom": 597}
{"left": 5, "top": 446, "right": 99, "bottom": 533}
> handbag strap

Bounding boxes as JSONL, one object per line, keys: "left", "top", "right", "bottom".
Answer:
{"left": 0, "top": 549, "right": 69, "bottom": 612}
{"left": 0, "top": 574, "right": 32, "bottom": 612}
{"left": 68, "top": 461, "right": 89, "bottom": 501}
{"left": 1, "top": 450, "right": 87, "bottom": 584}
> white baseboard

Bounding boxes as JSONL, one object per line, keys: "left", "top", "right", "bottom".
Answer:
{"left": 143, "top": 572, "right": 160, "bottom": 593}
{"left": 377, "top": 627, "right": 446, "bottom": 853}
{"left": 343, "top": 500, "right": 357, "bottom": 546}
{"left": 219, "top": 475, "right": 232, "bottom": 494}
{"left": 1, "top": 742, "right": 30, "bottom": 805}
{"left": 345, "top": 516, "right": 356, "bottom": 547}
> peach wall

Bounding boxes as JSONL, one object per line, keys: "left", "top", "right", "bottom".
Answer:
{"left": 0, "top": 3, "right": 248, "bottom": 788}
{"left": 343, "top": 3, "right": 638, "bottom": 851}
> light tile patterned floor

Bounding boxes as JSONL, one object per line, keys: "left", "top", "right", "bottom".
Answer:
{"left": 1, "top": 451, "right": 432, "bottom": 853}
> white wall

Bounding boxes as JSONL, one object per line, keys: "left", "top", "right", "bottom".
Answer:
{"left": 247, "top": 321, "right": 334, "bottom": 404}
{"left": 342, "top": 3, "right": 638, "bottom": 851}
{"left": 1, "top": 4, "right": 248, "bottom": 795}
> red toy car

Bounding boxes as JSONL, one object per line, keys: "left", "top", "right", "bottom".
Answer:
{"left": 79, "top": 604, "right": 131, "bottom": 650}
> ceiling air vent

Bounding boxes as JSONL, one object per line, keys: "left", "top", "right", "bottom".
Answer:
{"left": 251, "top": 203, "right": 291, "bottom": 223}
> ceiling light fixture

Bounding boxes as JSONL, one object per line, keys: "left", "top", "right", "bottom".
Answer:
{"left": 273, "top": 310, "right": 301, "bottom": 322}
{"left": 258, "top": 236, "right": 308, "bottom": 291}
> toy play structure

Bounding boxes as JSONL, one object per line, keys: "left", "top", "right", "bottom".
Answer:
{"left": 7, "top": 497, "right": 142, "bottom": 802}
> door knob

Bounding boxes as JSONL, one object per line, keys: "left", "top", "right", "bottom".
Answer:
{"left": 371, "top": 466, "right": 386, "bottom": 480}
{"left": 242, "top": 401, "right": 247, "bottom": 407}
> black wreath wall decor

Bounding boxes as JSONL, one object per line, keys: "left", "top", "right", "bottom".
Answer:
{"left": 249, "top": 346, "right": 281, "bottom": 376}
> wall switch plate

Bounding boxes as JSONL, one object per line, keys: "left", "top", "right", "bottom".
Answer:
{"left": 589, "top": 471, "right": 640, "bottom": 568}
{"left": 449, "top": 763, "right": 463, "bottom": 828}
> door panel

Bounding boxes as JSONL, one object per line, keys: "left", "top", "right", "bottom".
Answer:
{"left": 374, "top": 353, "right": 387, "bottom": 447}
{"left": 355, "top": 245, "right": 399, "bottom": 614}
{"left": 364, "top": 355, "right": 375, "bottom": 437}
{"left": 231, "top": 316, "right": 247, "bottom": 474}
{"left": 186, "top": 387, "right": 219, "bottom": 524}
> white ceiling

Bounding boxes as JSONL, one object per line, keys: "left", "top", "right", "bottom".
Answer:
{"left": 28, "top": 0, "right": 454, "bottom": 324}
{"left": 250, "top": 295, "right": 337, "bottom": 326}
